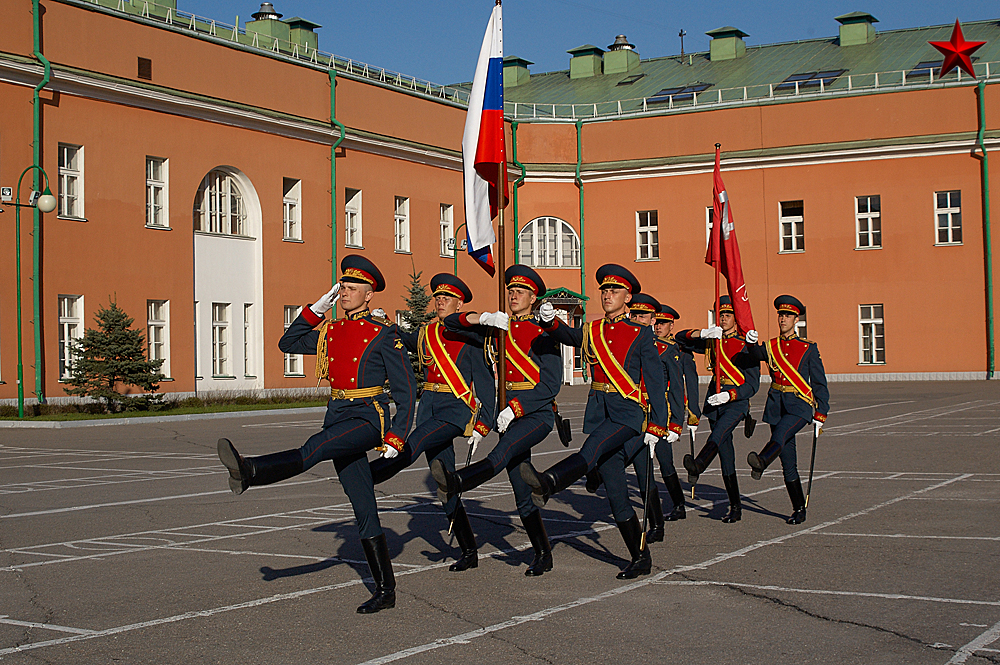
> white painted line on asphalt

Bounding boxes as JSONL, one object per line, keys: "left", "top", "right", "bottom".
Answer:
{"left": 820, "top": 532, "right": 1000, "bottom": 542}
{"left": 161, "top": 546, "right": 424, "bottom": 568}
{"left": 946, "top": 619, "right": 1000, "bottom": 664}
{"left": 351, "top": 472, "right": 973, "bottom": 665}
{"left": 824, "top": 401, "right": 1000, "bottom": 437}
{"left": 652, "top": 580, "right": 1000, "bottom": 606}
{"left": 830, "top": 400, "right": 915, "bottom": 414}
{"left": 0, "top": 615, "right": 97, "bottom": 635}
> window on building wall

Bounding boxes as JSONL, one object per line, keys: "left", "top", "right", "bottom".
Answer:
{"left": 243, "top": 304, "right": 254, "bottom": 377}
{"left": 147, "top": 300, "right": 170, "bottom": 378}
{"left": 856, "top": 195, "right": 881, "bottom": 249}
{"left": 58, "top": 144, "right": 84, "bottom": 219}
{"left": 194, "top": 171, "right": 249, "bottom": 237}
{"left": 859, "top": 304, "right": 885, "bottom": 365}
{"left": 517, "top": 217, "right": 581, "bottom": 268}
{"left": 935, "top": 191, "right": 962, "bottom": 245}
{"left": 636, "top": 210, "right": 659, "bottom": 260}
{"left": 58, "top": 295, "right": 83, "bottom": 380}
{"left": 394, "top": 196, "right": 410, "bottom": 253}
{"left": 284, "top": 306, "right": 303, "bottom": 376}
{"left": 440, "top": 204, "right": 454, "bottom": 257}
{"left": 282, "top": 178, "right": 301, "bottom": 241}
{"left": 779, "top": 200, "right": 804, "bottom": 253}
{"left": 345, "top": 188, "right": 362, "bottom": 248}
{"left": 146, "top": 157, "right": 168, "bottom": 228}
{"left": 794, "top": 314, "right": 807, "bottom": 340}
{"left": 706, "top": 206, "right": 714, "bottom": 248}
{"left": 212, "top": 303, "right": 230, "bottom": 377}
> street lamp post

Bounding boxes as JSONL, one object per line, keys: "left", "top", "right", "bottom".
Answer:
{"left": 5, "top": 165, "right": 56, "bottom": 418}
{"left": 452, "top": 222, "right": 467, "bottom": 276}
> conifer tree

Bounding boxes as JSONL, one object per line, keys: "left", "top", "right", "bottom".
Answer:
{"left": 65, "top": 299, "right": 164, "bottom": 413}
{"left": 400, "top": 266, "right": 433, "bottom": 384}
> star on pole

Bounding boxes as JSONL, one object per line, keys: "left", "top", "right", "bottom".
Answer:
{"left": 928, "top": 19, "right": 986, "bottom": 79}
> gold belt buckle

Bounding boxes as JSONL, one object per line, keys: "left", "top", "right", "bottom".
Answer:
{"left": 334, "top": 389, "right": 347, "bottom": 399}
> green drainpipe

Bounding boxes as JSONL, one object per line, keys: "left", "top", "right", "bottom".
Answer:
{"left": 976, "top": 81, "right": 995, "bottom": 379}
{"left": 511, "top": 121, "right": 527, "bottom": 263}
{"left": 33, "top": 0, "right": 51, "bottom": 403}
{"left": 575, "top": 119, "right": 587, "bottom": 381}
{"left": 329, "top": 69, "right": 346, "bottom": 315}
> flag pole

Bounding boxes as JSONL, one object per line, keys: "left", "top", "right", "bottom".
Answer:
{"left": 497, "top": 159, "right": 507, "bottom": 409}
{"left": 714, "top": 143, "right": 722, "bottom": 395}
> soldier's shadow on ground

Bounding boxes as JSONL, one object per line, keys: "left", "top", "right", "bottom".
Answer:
{"left": 686, "top": 479, "right": 788, "bottom": 521}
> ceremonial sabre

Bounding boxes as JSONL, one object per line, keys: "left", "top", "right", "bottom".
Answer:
{"left": 689, "top": 425, "right": 697, "bottom": 499}
{"left": 805, "top": 424, "right": 821, "bottom": 508}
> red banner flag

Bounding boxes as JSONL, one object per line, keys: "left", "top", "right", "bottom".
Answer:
{"left": 706, "top": 146, "right": 755, "bottom": 333}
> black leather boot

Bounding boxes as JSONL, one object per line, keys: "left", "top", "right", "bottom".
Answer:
{"left": 645, "top": 486, "right": 665, "bottom": 543}
{"left": 683, "top": 441, "right": 718, "bottom": 484}
{"left": 786, "top": 479, "right": 807, "bottom": 525}
{"left": 520, "top": 453, "right": 589, "bottom": 508}
{"left": 663, "top": 473, "right": 686, "bottom": 521}
{"left": 357, "top": 534, "right": 396, "bottom": 614}
{"left": 616, "top": 515, "right": 652, "bottom": 579}
{"left": 748, "top": 441, "right": 782, "bottom": 480}
{"left": 369, "top": 447, "right": 410, "bottom": 485}
{"left": 217, "top": 438, "right": 303, "bottom": 495}
{"left": 448, "top": 503, "right": 479, "bottom": 572}
{"left": 521, "top": 510, "right": 553, "bottom": 576}
{"left": 721, "top": 473, "right": 742, "bottom": 523}
{"left": 431, "top": 458, "right": 495, "bottom": 504}
{"left": 584, "top": 468, "right": 602, "bottom": 493}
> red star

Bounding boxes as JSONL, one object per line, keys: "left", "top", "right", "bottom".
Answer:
{"left": 928, "top": 19, "right": 986, "bottom": 78}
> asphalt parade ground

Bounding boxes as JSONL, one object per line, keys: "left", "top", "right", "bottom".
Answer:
{"left": 1, "top": 381, "right": 999, "bottom": 664}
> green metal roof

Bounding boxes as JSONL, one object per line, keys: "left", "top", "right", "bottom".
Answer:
{"left": 503, "top": 19, "right": 1000, "bottom": 111}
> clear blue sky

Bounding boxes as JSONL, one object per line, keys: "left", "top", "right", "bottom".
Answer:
{"left": 199, "top": 1, "right": 997, "bottom": 85}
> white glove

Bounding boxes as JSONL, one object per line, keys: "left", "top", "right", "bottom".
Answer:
{"left": 381, "top": 445, "right": 399, "bottom": 459}
{"left": 746, "top": 329, "right": 759, "bottom": 344}
{"left": 688, "top": 424, "right": 698, "bottom": 437}
{"left": 309, "top": 283, "right": 341, "bottom": 316}
{"left": 707, "top": 391, "right": 731, "bottom": 406}
{"left": 701, "top": 326, "right": 723, "bottom": 339}
{"left": 372, "top": 308, "right": 386, "bottom": 319}
{"left": 496, "top": 406, "right": 515, "bottom": 433}
{"left": 478, "top": 311, "right": 509, "bottom": 330}
{"left": 644, "top": 432, "right": 658, "bottom": 458}
{"left": 666, "top": 431, "right": 680, "bottom": 444}
{"left": 812, "top": 419, "right": 823, "bottom": 436}
{"left": 538, "top": 302, "right": 556, "bottom": 323}
{"left": 467, "top": 430, "right": 484, "bottom": 456}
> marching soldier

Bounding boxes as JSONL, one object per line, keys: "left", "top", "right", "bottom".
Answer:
{"left": 649, "top": 303, "right": 690, "bottom": 524}
{"left": 746, "top": 295, "right": 829, "bottom": 525}
{"left": 431, "top": 265, "right": 561, "bottom": 576}
{"left": 662, "top": 307, "right": 704, "bottom": 462}
{"left": 216, "top": 255, "right": 416, "bottom": 614}
{"left": 675, "top": 295, "right": 760, "bottom": 523}
{"left": 368, "top": 273, "right": 499, "bottom": 572}
{"left": 520, "top": 264, "right": 669, "bottom": 579}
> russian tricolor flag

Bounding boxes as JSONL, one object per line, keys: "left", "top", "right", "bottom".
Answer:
{"left": 462, "top": 2, "right": 508, "bottom": 276}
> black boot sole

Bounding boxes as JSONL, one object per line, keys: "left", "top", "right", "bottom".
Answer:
{"left": 430, "top": 458, "right": 453, "bottom": 504}
{"left": 747, "top": 452, "right": 765, "bottom": 480}
{"left": 786, "top": 509, "right": 807, "bottom": 525}
{"left": 525, "top": 553, "right": 553, "bottom": 577}
{"left": 357, "top": 590, "right": 396, "bottom": 614}
{"left": 721, "top": 509, "right": 742, "bottom": 523}
{"left": 520, "top": 464, "right": 549, "bottom": 508}
{"left": 665, "top": 506, "right": 686, "bottom": 521}
{"left": 448, "top": 555, "right": 478, "bottom": 572}
{"left": 217, "top": 438, "right": 248, "bottom": 495}
{"left": 647, "top": 527, "right": 664, "bottom": 543}
{"left": 617, "top": 556, "right": 652, "bottom": 579}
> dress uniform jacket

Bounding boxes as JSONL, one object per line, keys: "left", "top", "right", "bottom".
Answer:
{"left": 656, "top": 335, "right": 686, "bottom": 436}
{"left": 279, "top": 307, "right": 415, "bottom": 449}
{"left": 679, "top": 347, "right": 702, "bottom": 422}
{"left": 749, "top": 334, "right": 830, "bottom": 426}
{"left": 675, "top": 328, "right": 761, "bottom": 406}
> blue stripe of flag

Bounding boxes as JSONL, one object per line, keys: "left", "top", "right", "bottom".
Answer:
{"left": 482, "top": 57, "right": 504, "bottom": 111}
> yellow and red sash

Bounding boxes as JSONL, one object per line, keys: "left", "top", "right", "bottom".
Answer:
{"left": 589, "top": 320, "right": 646, "bottom": 408}
{"left": 506, "top": 330, "right": 541, "bottom": 387}
{"left": 707, "top": 338, "right": 746, "bottom": 386}
{"left": 768, "top": 337, "right": 814, "bottom": 406}
{"left": 424, "top": 321, "right": 477, "bottom": 411}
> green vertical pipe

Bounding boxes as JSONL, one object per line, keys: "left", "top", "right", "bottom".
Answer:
{"left": 329, "top": 69, "right": 346, "bottom": 314}
{"left": 575, "top": 120, "right": 587, "bottom": 381}
{"left": 511, "top": 121, "right": 526, "bottom": 263}
{"left": 32, "top": 0, "right": 51, "bottom": 403}
{"left": 976, "top": 81, "right": 995, "bottom": 379}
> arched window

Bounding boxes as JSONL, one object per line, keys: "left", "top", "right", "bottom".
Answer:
{"left": 518, "top": 217, "right": 580, "bottom": 268}
{"left": 194, "top": 170, "right": 249, "bottom": 237}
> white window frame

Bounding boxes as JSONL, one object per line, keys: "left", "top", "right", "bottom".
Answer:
{"left": 147, "top": 299, "right": 170, "bottom": 378}
{"left": 517, "top": 216, "right": 581, "bottom": 269}
{"left": 706, "top": 206, "right": 714, "bottom": 248}
{"left": 243, "top": 303, "right": 255, "bottom": 377}
{"left": 859, "top": 304, "right": 885, "bottom": 365}
{"left": 394, "top": 196, "right": 410, "bottom": 253}
{"left": 212, "top": 303, "right": 231, "bottom": 377}
{"left": 794, "top": 315, "right": 807, "bottom": 340}
{"left": 282, "top": 178, "right": 301, "bottom": 241}
{"left": 195, "top": 171, "right": 249, "bottom": 237}
{"left": 855, "top": 195, "right": 881, "bottom": 250}
{"left": 284, "top": 306, "right": 304, "bottom": 376}
{"left": 934, "top": 190, "right": 962, "bottom": 245}
{"left": 635, "top": 210, "right": 659, "bottom": 261}
{"left": 779, "top": 200, "right": 805, "bottom": 253}
{"left": 345, "top": 188, "right": 362, "bottom": 248}
{"left": 58, "top": 144, "right": 84, "bottom": 219}
{"left": 58, "top": 295, "right": 83, "bottom": 380}
{"left": 146, "top": 157, "right": 169, "bottom": 228}
{"left": 440, "top": 203, "right": 454, "bottom": 257}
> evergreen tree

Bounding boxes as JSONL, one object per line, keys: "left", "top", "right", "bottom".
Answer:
{"left": 65, "top": 299, "right": 164, "bottom": 413}
{"left": 400, "top": 266, "right": 433, "bottom": 385}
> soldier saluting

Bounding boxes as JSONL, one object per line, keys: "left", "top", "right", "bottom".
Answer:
{"left": 216, "top": 255, "right": 416, "bottom": 614}
{"left": 675, "top": 295, "right": 760, "bottom": 523}
{"left": 746, "top": 295, "right": 829, "bottom": 524}
{"left": 431, "top": 265, "right": 562, "bottom": 577}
